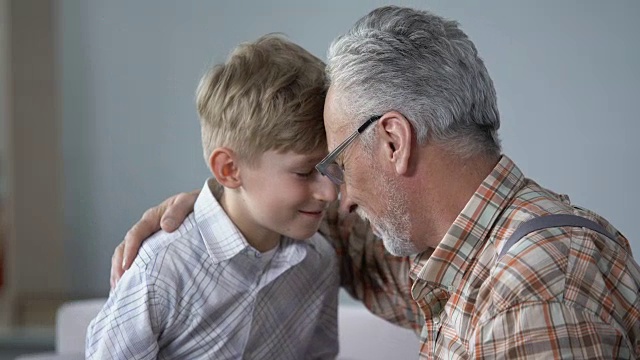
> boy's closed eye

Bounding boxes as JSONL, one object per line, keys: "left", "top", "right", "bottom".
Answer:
{"left": 294, "top": 169, "right": 316, "bottom": 178}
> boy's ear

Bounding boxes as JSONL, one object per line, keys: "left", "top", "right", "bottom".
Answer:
{"left": 376, "top": 111, "right": 412, "bottom": 175}
{"left": 208, "top": 148, "right": 242, "bottom": 189}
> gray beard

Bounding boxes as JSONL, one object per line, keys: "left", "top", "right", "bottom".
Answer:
{"left": 356, "top": 175, "right": 418, "bottom": 257}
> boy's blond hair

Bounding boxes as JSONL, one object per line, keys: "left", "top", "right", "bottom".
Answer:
{"left": 196, "top": 34, "right": 327, "bottom": 165}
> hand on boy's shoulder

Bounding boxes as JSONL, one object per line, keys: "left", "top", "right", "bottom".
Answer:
{"left": 111, "top": 190, "right": 200, "bottom": 289}
{"left": 115, "top": 214, "right": 202, "bottom": 290}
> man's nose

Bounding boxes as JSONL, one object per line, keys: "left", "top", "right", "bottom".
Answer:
{"left": 338, "top": 183, "right": 357, "bottom": 215}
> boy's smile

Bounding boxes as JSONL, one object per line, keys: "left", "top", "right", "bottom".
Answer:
{"left": 221, "top": 147, "right": 337, "bottom": 251}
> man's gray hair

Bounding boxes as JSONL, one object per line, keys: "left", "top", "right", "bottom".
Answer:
{"left": 326, "top": 6, "right": 501, "bottom": 157}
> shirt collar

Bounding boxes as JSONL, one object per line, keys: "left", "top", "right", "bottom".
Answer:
{"left": 410, "top": 155, "right": 526, "bottom": 300}
{"left": 194, "top": 179, "right": 311, "bottom": 265}
{"left": 194, "top": 179, "right": 252, "bottom": 263}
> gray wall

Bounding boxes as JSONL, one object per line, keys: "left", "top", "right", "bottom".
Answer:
{"left": 58, "top": 0, "right": 640, "bottom": 297}
{"left": 0, "top": 0, "right": 7, "bottom": 196}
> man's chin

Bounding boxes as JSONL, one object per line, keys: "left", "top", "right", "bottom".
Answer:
{"left": 379, "top": 232, "right": 419, "bottom": 257}
{"left": 358, "top": 210, "right": 417, "bottom": 256}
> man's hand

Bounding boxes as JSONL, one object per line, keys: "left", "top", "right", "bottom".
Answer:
{"left": 110, "top": 190, "right": 199, "bottom": 289}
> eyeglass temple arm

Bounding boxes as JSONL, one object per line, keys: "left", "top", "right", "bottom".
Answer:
{"left": 357, "top": 115, "right": 382, "bottom": 133}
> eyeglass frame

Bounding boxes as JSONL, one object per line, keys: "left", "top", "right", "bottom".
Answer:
{"left": 315, "top": 115, "right": 382, "bottom": 185}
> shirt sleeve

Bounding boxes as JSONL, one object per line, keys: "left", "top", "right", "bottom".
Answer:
{"left": 85, "top": 265, "right": 165, "bottom": 360}
{"left": 319, "top": 202, "right": 423, "bottom": 333}
{"left": 473, "top": 301, "right": 635, "bottom": 359}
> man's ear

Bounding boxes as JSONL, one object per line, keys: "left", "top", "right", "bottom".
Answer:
{"left": 376, "top": 111, "right": 412, "bottom": 175}
{"left": 208, "top": 148, "right": 242, "bottom": 189}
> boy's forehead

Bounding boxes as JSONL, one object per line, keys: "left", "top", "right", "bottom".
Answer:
{"left": 272, "top": 148, "right": 328, "bottom": 164}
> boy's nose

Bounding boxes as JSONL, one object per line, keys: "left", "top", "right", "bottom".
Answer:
{"left": 314, "top": 173, "right": 338, "bottom": 202}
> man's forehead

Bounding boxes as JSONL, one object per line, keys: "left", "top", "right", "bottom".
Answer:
{"left": 323, "top": 87, "right": 347, "bottom": 143}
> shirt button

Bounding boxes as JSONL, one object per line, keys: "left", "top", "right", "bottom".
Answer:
{"left": 254, "top": 252, "right": 261, "bottom": 258}
{"left": 433, "top": 316, "right": 440, "bottom": 324}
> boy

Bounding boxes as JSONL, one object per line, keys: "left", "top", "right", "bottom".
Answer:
{"left": 86, "top": 35, "right": 340, "bottom": 359}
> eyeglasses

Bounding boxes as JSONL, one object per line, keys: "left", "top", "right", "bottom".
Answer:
{"left": 315, "top": 115, "right": 382, "bottom": 185}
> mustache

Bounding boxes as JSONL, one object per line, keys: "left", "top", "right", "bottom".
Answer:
{"left": 355, "top": 208, "right": 368, "bottom": 221}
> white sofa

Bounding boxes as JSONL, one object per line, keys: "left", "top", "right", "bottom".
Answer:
{"left": 15, "top": 299, "right": 104, "bottom": 360}
{"left": 336, "top": 305, "right": 419, "bottom": 360}
{"left": 17, "top": 299, "right": 419, "bottom": 360}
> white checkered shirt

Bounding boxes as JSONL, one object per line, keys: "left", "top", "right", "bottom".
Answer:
{"left": 86, "top": 179, "right": 340, "bottom": 359}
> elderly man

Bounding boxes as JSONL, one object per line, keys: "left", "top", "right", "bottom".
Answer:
{"left": 112, "top": 6, "right": 640, "bottom": 359}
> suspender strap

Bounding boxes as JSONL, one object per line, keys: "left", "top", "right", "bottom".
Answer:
{"left": 498, "top": 214, "right": 616, "bottom": 259}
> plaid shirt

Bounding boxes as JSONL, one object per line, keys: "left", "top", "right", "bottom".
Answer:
{"left": 320, "top": 155, "right": 640, "bottom": 359}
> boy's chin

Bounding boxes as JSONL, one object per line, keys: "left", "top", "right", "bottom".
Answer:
{"left": 284, "top": 227, "right": 320, "bottom": 241}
